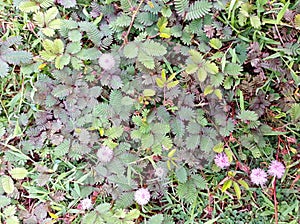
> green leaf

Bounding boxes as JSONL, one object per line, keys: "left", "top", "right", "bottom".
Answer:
{"left": 106, "top": 126, "right": 123, "bottom": 139}
{"left": 186, "top": 0, "right": 213, "bottom": 20}
{"left": 250, "top": 15, "right": 261, "bottom": 29}
{"left": 148, "top": 214, "right": 164, "bottom": 224}
{"left": 123, "top": 42, "right": 138, "bottom": 59}
{"left": 237, "top": 110, "right": 259, "bottom": 122}
{"left": 42, "top": 27, "right": 55, "bottom": 37}
{"left": 125, "top": 209, "right": 140, "bottom": 220}
{"left": 0, "top": 60, "right": 9, "bottom": 77}
{"left": 276, "top": 1, "right": 289, "bottom": 24}
{"left": 224, "top": 63, "right": 242, "bottom": 75}
{"left": 53, "top": 39, "right": 64, "bottom": 54}
{"left": 1, "top": 175, "right": 14, "bottom": 194}
{"left": 222, "top": 179, "right": 232, "bottom": 192}
{"left": 19, "top": 1, "right": 39, "bottom": 12}
{"left": 54, "top": 139, "right": 70, "bottom": 157}
{"left": 204, "top": 85, "right": 214, "bottom": 96}
{"left": 138, "top": 51, "right": 155, "bottom": 69}
{"left": 198, "top": 67, "right": 207, "bottom": 82}
{"left": 204, "top": 62, "right": 218, "bottom": 74}
{"left": 214, "top": 89, "right": 222, "bottom": 100}
{"left": 237, "top": 179, "right": 249, "bottom": 190}
{"left": 9, "top": 168, "right": 28, "bottom": 180}
{"left": 143, "top": 89, "right": 156, "bottom": 97}
{"left": 68, "top": 30, "right": 82, "bottom": 42}
{"left": 141, "top": 134, "right": 154, "bottom": 148}
{"left": 295, "top": 14, "right": 300, "bottom": 29}
{"left": 142, "top": 40, "right": 167, "bottom": 56}
{"left": 209, "top": 38, "right": 222, "bottom": 50}
{"left": 233, "top": 181, "right": 241, "bottom": 199}
{"left": 167, "top": 80, "right": 179, "bottom": 89}
{"left": 6, "top": 216, "right": 19, "bottom": 224}
{"left": 213, "top": 142, "right": 224, "bottom": 153}
{"left": 156, "top": 78, "right": 165, "bottom": 88}
{"left": 55, "top": 54, "right": 70, "bottom": 69}
{"left": 186, "top": 63, "right": 198, "bottom": 74}
{"left": 44, "top": 7, "right": 58, "bottom": 24}
{"left": 176, "top": 166, "right": 188, "bottom": 183}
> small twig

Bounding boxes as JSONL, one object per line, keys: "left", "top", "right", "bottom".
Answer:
{"left": 123, "top": 0, "right": 145, "bottom": 45}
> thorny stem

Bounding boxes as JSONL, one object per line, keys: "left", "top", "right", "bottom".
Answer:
{"left": 123, "top": 0, "right": 145, "bottom": 45}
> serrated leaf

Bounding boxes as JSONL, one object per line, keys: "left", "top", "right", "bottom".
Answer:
{"left": 55, "top": 54, "right": 70, "bottom": 69}
{"left": 1, "top": 176, "right": 14, "bottom": 194}
{"left": 106, "top": 126, "right": 123, "bottom": 139}
{"left": 213, "top": 142, "right": 224, "bottom": 153}
{"left": 237, "top": 179, "right": 249, "bottom": 190}
{"left": 222, "top": 179, "right": 232, "bottom": 192}
{"left": 198, "top": 67, "right": 207, "bottom": 82}
{"left": 176, "top": 166, "right": 187, "bottom": 183}
{"left": 200, "top": 136, "right": 213, "bottom": 152}
{"left": 250, "top": 15, "right": 261, "bottom": 29}
{"left": 214, "top": 89, "right": 222, "bottom": 100}
{"left": 123, "top": 42, "right": 138, "bottom": 58}
{"left": 44, "top": 7, "right": 58, "bottom": 24}
{"left": 295, "top": 14, "right": 300, "bottom": 29}
{"left": 204, "top": 85, "right": 214, "bottom": 96}
{"left": 42, "top": 27, "right": 55, "bottom": 37}
{"left": 224, "top": 63, "right": 242, "bottom": 75}
{"left": 53, "top": 39, "right": 64, "bottom": 54}
{"left": 205, "top": 62, "right": 219, "bottom": 74}
{"left": 141, "top": 134, "right": 154, "bottom": 148}
{"left": 138, "top": 51, "right": 155, "bottom": 69}
{"left": 148, "top": 214, "right": 164, "bottom": 224}
{"left": 54, "top": 139, "right": 70, "bottom": 157}
{"left": 224, "top": 147, "right": 233, "bottom": 162}
{"left": 209, "top": 38, "right": 222, "bottom": 49}
{"left": 167, "top": 80, "right": 179, "bottom": 89}
{"left": 156, "top": 78, "right": 165, "bottom": 88}
{"left": 9, "top": 168, "right": 28, "bottom": 180}
{"left": 186, "top": 135, "right": 200, "bottom": 150}
{"left": 233, "top": 181, "right": 241, "bottom": 199}
{"left": 19, "top": 1, "right": 39, "bottom": 12}
{"left": 186, "top": 63, "right": 198, "bottom": 74}
{"left": 237, "top": 110, "right": 259, "bottom": 122}
{"left": 48, "top": 19, "right": 61, "bottom": 29}
{"left": 143, "top": 89, "right": 156, "bottom": 97}
{"left": 68, "top": 30, "right": 82, "bottom": 42}
{"left": 0, "top": 60, "right": 9, "bottom": 77}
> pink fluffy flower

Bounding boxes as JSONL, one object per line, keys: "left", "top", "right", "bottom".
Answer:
{"left": 134, "top": 188, "right": 150, "bottom": 206}
{"left": 250, "top": 168, "right": 268, "bottom": 186}
{"left": 268, "top": 160, "right": 285, "bottom": 179}
{"left": 78, "top": 198, "right": 93, "bottom": 210}
{"left": 98, "top": 53, "right": 115, "bottom": 70}
{"left": 96, "top": 146, "right": 114, "bottom": 163}
{"left": 214, "top": 153, "right": 230, "bottom": 169}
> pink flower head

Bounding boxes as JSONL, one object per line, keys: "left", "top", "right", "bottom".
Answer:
{"left": 268, "top": 160, "right": 285, "bottom": 179}
{"left": 214, "top": 153, "right": 230, "bottom": 169}
{"left": 134, "top": 188, "right": 150, "bottom": 205}
{"left": 250, "top": 168, "right": 268, "bottom": 186}
{"left": 97, "top": 146, "right": 114, "bottom": 163}
{"left": 78, "top": 198, "right": 93, "bottom": 210}
{"left": 98, "top": 53, "right": 115, "bottom": 70}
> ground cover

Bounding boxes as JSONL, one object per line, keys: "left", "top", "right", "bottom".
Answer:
{"left": 0, "top": 0, "right": 299, "bottom": 223}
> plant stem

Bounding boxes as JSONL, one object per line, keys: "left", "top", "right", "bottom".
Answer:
{"left": 273, "top": 178, "right": 278, "bottom": 224}
{"left": 123, "top": 0, "right": 145, "bottom": 45}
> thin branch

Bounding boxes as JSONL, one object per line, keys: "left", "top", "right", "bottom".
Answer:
{"left": 123, "top": 0, "right": 145, "bottom": 45}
